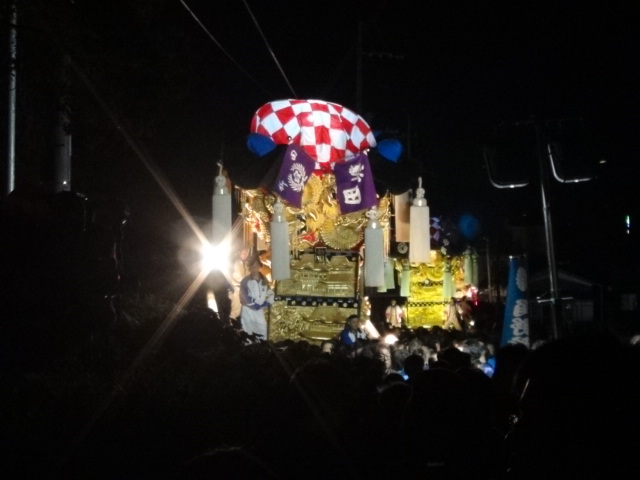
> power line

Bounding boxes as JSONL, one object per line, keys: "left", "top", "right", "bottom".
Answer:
{"left": 241, "top": 0, "right": 297, "bottom": 98}
{"left": 177, "top": 0, "right": 274, "bottom": 96}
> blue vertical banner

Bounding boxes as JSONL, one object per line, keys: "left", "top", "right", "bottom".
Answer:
{"left": 500, "top": 255, "right": 530, "bottom": 347}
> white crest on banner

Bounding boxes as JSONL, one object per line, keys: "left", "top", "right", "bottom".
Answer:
{"left": 287, "top": 163, "right": 308, "bottom": 192}
{"left": 348, "top": 162, "right": 365, "bottom": 182}
{"left": 343, "top": 186, "right": 362, "bottom": 204}
{"left": 509, "top": 299, "right": 530, "bottom": 345}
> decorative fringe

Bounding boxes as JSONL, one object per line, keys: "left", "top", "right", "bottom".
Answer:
{"left": 464, "top": 249, "right": 473, "bottom": 285}
{"left": 400, "top": 261, "right": 411, "bottom": 297}
{"left": 442, "top": 258, "right": 455, "bottom": 301}
{"left": 364, "top": 208, "right": 385, "bottom": 287}
{"left": 270, "top": 199, "right": 290, "bottom": 280}
{"left": 212, "top": 162, "right": 232, "bottom": 244}
{"left": 384, "top": 259, "right": 396, "bottom": 289}
{"left": 409, "top": 177, "right": 431, "bottom": 264}
{"left": 377, "top": 257, "right": 394, "bottom": 292}
{"left": 393, "top": 190, "right": 411, "bottom": 243}
{"left": 472, "top": 251, "right": 479, "bottom": 287}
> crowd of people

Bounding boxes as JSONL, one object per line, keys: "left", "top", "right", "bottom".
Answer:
{"left": 2, "top": 294, "right": 639, "bottom": 479}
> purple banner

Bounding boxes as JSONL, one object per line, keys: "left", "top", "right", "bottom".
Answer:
{"left": 273, "top": 144, "right": 316, "bottom": 208}
{"left": 334, "top": 152, "right": 377, "bottom": 214}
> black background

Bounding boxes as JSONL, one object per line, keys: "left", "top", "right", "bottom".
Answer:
{"left": 1, "top": 0, "right": 638, "bottom": 293}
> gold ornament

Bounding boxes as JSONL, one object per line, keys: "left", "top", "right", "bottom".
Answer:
{"left": 321, "top": 200, "right": 340, "bottom": 220}
{"left": 302, "top": 174, "right": 323, "bottom": 206}
{"left": 426, "top": 264, "right": 445, "bottom": 282}
{"left": 305, "top": 206, "right": 325, "bottom": 233}
{"left": 321, "top": 223, "right": 363, "bottom": 250}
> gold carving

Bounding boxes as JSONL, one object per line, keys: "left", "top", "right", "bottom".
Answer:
{"left": 268, "top": 301, "right": 356, "bottom": 343}
{"left": 406, "top": 303, "right": 448, "bottom": 329}
{"left": 269, "top": 302, "right": 309, "bottom": 341}
{"left": 240, "top": 170, "right": 393, "bottom": 342}
{"left": 301, "top": 173, "right": 323, "bottom": 205}
{"left": 402, "top": 251, "right": 467, "bottom": 326}
{"left": 278, "top": 253, "right": 358, "bottom": 298}
{"left": 240, "top": 174, "right": 390, "bottom": 250}
{"left": 321, "top": 223, "right": 363, "bottom": 250}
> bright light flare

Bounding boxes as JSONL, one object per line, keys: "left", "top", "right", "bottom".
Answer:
{"left": 384, "top": 334, "right": 399, "bottom": 345}
{"left": 200, "top": 241, "right": 231, "bottom": 275}
{"left": 206, "top": 290, "right": 218, "bottom": 312}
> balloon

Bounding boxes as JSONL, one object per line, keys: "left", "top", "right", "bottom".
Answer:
{"left": 377, "top": 138, "right": 403, "bottom": 162}
{"left": 458, "top": 213, "right": 481, "bottom": 240}
{"left": 247, "top": 133, "right": 277, "bottom": 157}
{"left": 250, "top": 99, "right": 376, "bottom": 164}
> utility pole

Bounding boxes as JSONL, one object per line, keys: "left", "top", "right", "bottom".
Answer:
{"left": 535, "top": 121, "right": 562, "bottom": 339}
{"left": 6, "top": 0, "right": 17, "bottom": 196}
{"left": 356, "top": 21, "right": 363, "bottom": 113}
{"left": 355, "top": 20, "right": 403, "bottom": 115}
{"left": 484, "top": 119, "right": 592, "bottom": 340}
{"left": 484, "top": 238, "right": 494, "bottom": 303}
{"left": 51, "top": 55, "right": 72, "bottom": 193}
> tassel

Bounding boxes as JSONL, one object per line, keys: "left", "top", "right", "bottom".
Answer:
{"left": 378, "top": 258, "right": 396, "bottom": 292}
{"left": 270, "top": 199, "right": 290, "bottom": 281}
{"left": 385, "top": 259, "right": 396, "bottom": 289}
{"left": 471, "top": 251, "right": 479, "bottom": 287}
{"left": 212, "top": 161, "right": 232, "bottom": 244}
{"left": 364, "top": 207, "right": 385, "bottom": 287}
{"left": 442, "top": 258, "right": 454, "bottom": 301}
{"left": 393, "top": 190, "right": 411, "bottom": 243}
{"left": 464, "top": 248, "right": 473, "bottom": 285}
{"left": 400, "top": 261, "right": 411, "bottom": 297}
{"left": 409, "top": 177, "right": 431, "bottom": 264}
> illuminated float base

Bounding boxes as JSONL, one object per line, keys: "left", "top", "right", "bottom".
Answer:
{"left": 402, "top": 253, "right": 465, "bottom": 329}
{"left": 265, "top": 251, "right": 468, "bottom": 340}
{"left": 240, "top": 181, "right": 381, "bottom": 343}
{"left": 267, "top": 251, "right": 361, "bottom": 342}
{"left": 268, "top": 300, "right": 359, "bottom": 342}
{"left": 239, "top": 174, "right": 469, "bottom": 339}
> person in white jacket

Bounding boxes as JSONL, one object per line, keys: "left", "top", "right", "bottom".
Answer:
{"left": 229, "top": 246, "right": 251, "bottom": 321}
{"left": 239, "top": 258, "right": 274, "bottom": 342}
{"left": 385, "top": 299, "right": 404, "bottom": 328}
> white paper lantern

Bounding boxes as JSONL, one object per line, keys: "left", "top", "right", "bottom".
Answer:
{"left": 364, "top": 208, "right": 385, "bottom": 287}
{"left": 270, "top": 199, "right": 290, "bottom": 281}
{"left": 409, "top": 177, "right": 431, "bottom": 264}
{"left": 212, "top": 162, "right": 231, "bottom": 244}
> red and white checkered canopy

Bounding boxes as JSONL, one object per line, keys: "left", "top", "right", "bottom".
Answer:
{"left": 250, "top": 99, "right": 377, "bottom": 164}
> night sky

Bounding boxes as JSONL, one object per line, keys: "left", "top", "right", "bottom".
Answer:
{"left": 2, "top": 0, "right": 639, "bottom": 288}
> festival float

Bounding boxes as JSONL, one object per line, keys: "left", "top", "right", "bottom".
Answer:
{"left": 220, "top": 99, "right": 481, "bottom": 342}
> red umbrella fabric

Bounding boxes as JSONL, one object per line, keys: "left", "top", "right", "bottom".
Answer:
{"left": 250, "top": 99, "right": 377, "bottom": 165}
